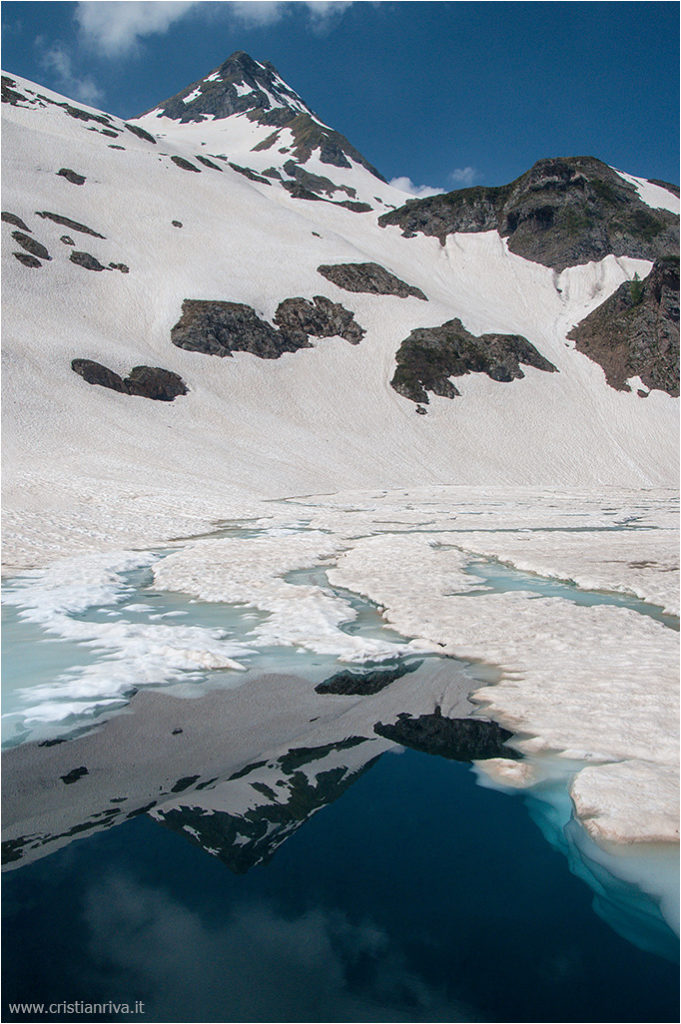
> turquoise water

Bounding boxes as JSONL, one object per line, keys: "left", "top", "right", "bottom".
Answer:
{"left": 459, "top": 557, "right": 679, "bottom": 630}
{"left": 1, "top": 553, "right": 428, "bottom": 747}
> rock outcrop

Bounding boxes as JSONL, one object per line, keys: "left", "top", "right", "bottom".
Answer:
{"left": 36, "top": 211, "right": 105, "bottom": 237}
{"left": 318, "top": 262, "right": 427, "bottom": 300}
{"left": 2, "top": 211, "right": 31, "bottom": 231}
{"left": 11, "top": 231, "right": 50, "bottom": 261}
{"left": 273, "top": 295, "right": 365, "bottom": 346}
{"left": 379, "top": 157, "right": 679, "bottom": 271}
{"left": 71, "top": 359, "right": 187, "bottom": 400}
{"left": 70, "top": 251, "right": 105, "bottom": 271}
{"left": 171, "top": 296, "right": 365, "bottom": 358}
{"left": 567, "top": 256, "right": 679, "bottom": 395}
{"left": 170, "top": 155, "right": 200, "bottom": 173}
{"left": 57, "top": 168, "right": 85, "bottom": 185}
{"left": 392, "top": 318, "right": 557, "bottom": 404}
{"left": 71, "top": 359, "right": 126, "bottom": 393}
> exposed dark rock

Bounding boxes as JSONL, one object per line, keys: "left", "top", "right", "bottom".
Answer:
{"left": 2, "top": 75, "right": 29, "bottom": 106}
{"left": 315, "top": 659, "right": 423, "bottom": 695}
{"left": 57, "top": 168, "right": 86, "bottom": 185}
{"left": 282, "top": 160, "right": 355, "bottom": 199}
{"left": 415, "top": 405, "right": 427, "bottom": 415}
{"left": 36, "top": 211, "right": 105, "bottom": 237}
{"left": 567, "top": 256, "right": 679, "bottom": 395}
{"left": 318, "top": 262, "right": 427, "bottom": 300}
{"left": 2, "top": 211, "right": 31, "bottom": 231}
{"left": 71, "top": 359, "right": 127, "bottom": 392}
{"left": 124, "top": 365, "right": 188, "bottom": 401}
{"left": 257, "top": 111, "right": 385, "bottom": 180}
{"left": 252, "top": 131, "right": 280, "bottom": 152}
{"left": 171, "top": 775, "right": 200, "bottom": 794}
{"left": 262, "top": 167, "right": 283, "bottom": 179}
{"left": 171, "top": 294, "right": 365, "bottom": 360}
{"left": 378, "top": 157, "right": 679, "bottom": 271}
{"left": 195, "top": 154, "right": 223, "bottom": 171}
{"left": 282, "top": 181, "right": 323, "bottom": 201}
{"left": 172, "top": 300, "right": 290, "bottom": 358}
{"left": 98, "top": 128, "right": 119, "bottom": 138}
{"left": 70, "top": 250, "right": 105, "bottom": 271}
{"left": 170, "top": 155, "right": 201, "bottom": 172}
{"left": 108, "top": 262, "right": 129, "bottom": 273}
{"left": 228, "top": 162, "right": 271, "bottom": 184}
{"left": 63, "top": 104, "right": 111, "bottom": 126}
{"left": 2, "top": 836, "right": 29, "bottom": 864}
{"left": 13, "top": 252, "right": 42, "bottom": 268}
{"left": 374, "top": 709, "right": 517, "bottom": 761}
{"left": 60, "top": 235, "right": 75, "bottom": 245}
{"left": 334, "top": 200, "right": 373, "bottom": 213}
{"left": 72, "top": 358, "right": 188, "bottom": 400}
{"left": 124, "top": 122, "right": 157, "bottom": 144}
{"left": 12, "top": 231, "right": 50, "bottom": 261}
{"left": 108, "top": 144, "right": 126, "bottom": 150}
{"left": 60, "top": 766, "right": 89, "bottom": 785}
{"left": 142, "top": 51, "right": 304, "bottom": 122}
{"left": 172, "top": 220, "right": 183, "bottom": 228}
{"left": 274, "top": 295, "right": 365, "bottom": 346}
{"left": 392, "top": 318, "right": 557, "bottom": 404}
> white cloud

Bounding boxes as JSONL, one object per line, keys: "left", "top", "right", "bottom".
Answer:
{"left": 389, "top": 176, "right": 445, "bottom": 199}
{"left": 304, "top": 1, "right": 355, "bottom": 32}
{"left": 75, "top": 1, "right": 200, "bottom": 57}
{"left": 40, "top": 42, "right": 103, "bottom": 104}
{"left": 75, "top": 1, "right": 356, "bottom": 56}
{"left": 449, "top": 166, "right": 477, "bottom": 187}
{"left": 229, "top": 1, "right": 289, "bottom": 26}
{"left": 83, "top": 873, "right": 469, "bottom": 1021}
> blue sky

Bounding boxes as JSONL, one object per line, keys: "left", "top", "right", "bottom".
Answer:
{"left": 2, "top": 2, "right": 679, "bottom": 192}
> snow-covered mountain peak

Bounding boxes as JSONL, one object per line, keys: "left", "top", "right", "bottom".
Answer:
{"left": 141, "top": 50, "right": 316, "bottom": 125}
{"left": 134, "top": 51, "right": 389, "bottom": 199}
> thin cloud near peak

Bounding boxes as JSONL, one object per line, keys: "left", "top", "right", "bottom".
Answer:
{"left": 39, "top": 40, "right": 103, "bottom": 105}
{"left": 449, "top": 166, "right": 477, "bottom": 187}
{"left": 389, "top": 176, "right": 445, "bottom": 198}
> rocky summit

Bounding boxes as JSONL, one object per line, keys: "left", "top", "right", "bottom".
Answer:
{"left": 141, "top": 50, "right": 385, "bottom": 180}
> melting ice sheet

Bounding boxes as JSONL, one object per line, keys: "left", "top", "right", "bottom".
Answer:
{"left": 1, "top": 546, "right": 428, "bottom": 746}
{"left": 2, "top": 519, "right": 679, "bottom": 968}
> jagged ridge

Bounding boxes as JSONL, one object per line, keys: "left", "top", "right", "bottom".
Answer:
{"left": 140, "top": 50, "right": 385, "bottom": 180}
{"left": 378, "top": 157, "right": 679, "bottom": 271}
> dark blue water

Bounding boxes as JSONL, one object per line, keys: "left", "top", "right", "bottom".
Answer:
{"left": 3, "top": 750, "right": 678, "bottom": 1023}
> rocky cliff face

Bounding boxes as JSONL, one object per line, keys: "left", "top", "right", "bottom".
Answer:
{"left": 567, "top": 256, "right": 680, "bottom": 395}
{"left": 378, "top": 157, "right": 679, "bottom": 272}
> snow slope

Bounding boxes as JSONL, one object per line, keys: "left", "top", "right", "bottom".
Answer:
{"left": 2, "top": 70, "right": 678, "bottom": 560}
